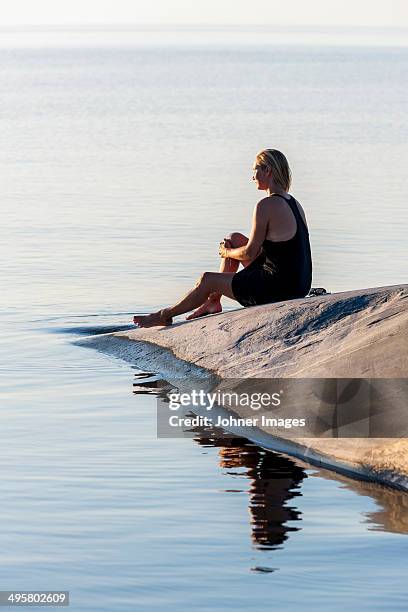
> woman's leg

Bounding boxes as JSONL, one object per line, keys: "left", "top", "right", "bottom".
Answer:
{"left": 187, "top": 232, "right": 250, "bottom": 320}
{"left": 133, "top": 272, "right": 237, "bottom": 328}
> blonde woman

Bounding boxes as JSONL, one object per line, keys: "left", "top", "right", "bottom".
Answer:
{"left": 133, "top": 149, "right": 312, "bottom": 328}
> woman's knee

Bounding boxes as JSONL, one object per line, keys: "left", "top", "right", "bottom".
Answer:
{"left": 223, "top": 232, "right": 248, "bottom": 247}
{"left": 196, "top": 271, "right": 211, "bottom": 287}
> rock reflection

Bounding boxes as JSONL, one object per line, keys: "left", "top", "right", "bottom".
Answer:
{"left": 132, "top": 372, "right": 175, "bottom": 397}
{"left": 195, "top": 435, "right": 305, "bottom": 550}
{"left": 365, "top": 487, "right": 408, "bottom": 533}
{"left": 311, "top": 468, "right": 408, "bottom": 535}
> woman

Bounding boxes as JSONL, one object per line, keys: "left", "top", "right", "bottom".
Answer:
{"left": 133, "top": 149, "right": 312, "bottom": 328}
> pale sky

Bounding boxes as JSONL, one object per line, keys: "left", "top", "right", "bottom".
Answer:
{"left": 1, "top": 0, "right": 408, "bottom": 27}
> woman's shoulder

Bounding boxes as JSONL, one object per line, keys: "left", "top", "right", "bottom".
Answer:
{"left": 257, "top": 193, "right": 294, "bottom": 215}
{"left": 261, "top": 194, "right": 308, "bottom": 231}
{"left": 256, "top": 193, "right": 289, "bottom": 208}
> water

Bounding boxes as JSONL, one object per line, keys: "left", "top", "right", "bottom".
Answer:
{"left": 1, "top": 27, "right": 408, "bottom": 611}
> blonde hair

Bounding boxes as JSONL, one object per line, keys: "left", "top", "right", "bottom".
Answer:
{"left": 256, "top": 149, "right": 292, "bottom": 191}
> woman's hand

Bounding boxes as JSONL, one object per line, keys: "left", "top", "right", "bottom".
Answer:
{"left": 219, "top": 240, "right": 230, "bottom": 259}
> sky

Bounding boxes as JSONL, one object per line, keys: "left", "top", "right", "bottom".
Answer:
{"left": 1, "top": 0, "right": 408, "bottom": 28}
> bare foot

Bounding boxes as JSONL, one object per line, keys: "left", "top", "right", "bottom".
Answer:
{"left": 133, "top": 309, "right": 173, "bottom": 328}
{"left": 186, "top": 300, "right": 222, "bottom": 320}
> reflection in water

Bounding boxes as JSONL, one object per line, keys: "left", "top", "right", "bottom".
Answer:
{"left": 312, "top": 468, "right": 408, "bottom": 535}
{"left": 133, "top": 372, "right": 408, "bottom": 548}
{"left": 132, "top": 373, "right": 306, "bottom": 550}
{"left": 132, "top": 372, "right": 175, "bottom": 398}
{"left": 194, "top": 435, "right": 305, "bottom": 550}
{"left": 365, "top": 487, "right": 408, "bottom": 533}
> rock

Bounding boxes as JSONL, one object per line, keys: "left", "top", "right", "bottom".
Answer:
{"left": 77, "top": 284, "right": 408, "bottom": 490}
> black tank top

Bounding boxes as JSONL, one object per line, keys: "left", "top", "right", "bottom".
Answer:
{"left": 260, "top": 194, "right": 312, "bottom": 298}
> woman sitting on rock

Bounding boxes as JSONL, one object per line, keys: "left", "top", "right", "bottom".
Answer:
{"left": 133, "top": 148, "right": 312, "bottom": 328}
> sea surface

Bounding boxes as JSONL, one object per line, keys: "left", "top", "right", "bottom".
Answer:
{"left": 1, "top": 26, "right": 408, "bottom": 611}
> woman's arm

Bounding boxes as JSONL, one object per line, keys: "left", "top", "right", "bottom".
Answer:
{"left": 219, "top": 199, "right": 270, "bottom": 261}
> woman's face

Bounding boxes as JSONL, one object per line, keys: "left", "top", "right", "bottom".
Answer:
{"left": 252, "top": 161, "right": 269, "bottom": 191}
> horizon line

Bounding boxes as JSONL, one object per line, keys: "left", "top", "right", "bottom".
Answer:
{"left": 1, "top": 22, "right": 407, "bottom": 30}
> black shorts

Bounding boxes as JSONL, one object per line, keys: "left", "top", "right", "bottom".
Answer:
{"left": 231, "top": 259, "right": 285, "bottom": 307}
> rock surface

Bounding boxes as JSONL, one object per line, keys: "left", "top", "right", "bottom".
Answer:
{"left": 79, "top": 284, "right": 408, "bottom": 490}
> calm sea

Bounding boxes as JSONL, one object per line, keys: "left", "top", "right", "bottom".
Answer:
{"left": 1, "top": 26, "right": 407, "bottom": 611}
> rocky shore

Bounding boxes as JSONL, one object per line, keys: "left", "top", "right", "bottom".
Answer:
{"left": 77, "top": 284, "right": 408, "bottom": 491}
